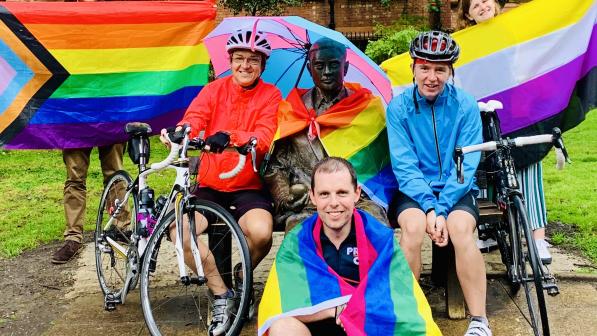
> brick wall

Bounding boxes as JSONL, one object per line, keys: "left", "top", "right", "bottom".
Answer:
{"left": 8, "top": 0, "right": 520, "bottom": 33}
{"left": 217, "top": 0, "right": 462, "bottom": 33}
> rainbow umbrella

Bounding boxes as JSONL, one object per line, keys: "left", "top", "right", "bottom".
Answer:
{"left": 204, "top": 16, "right": 392, "bottom": 104}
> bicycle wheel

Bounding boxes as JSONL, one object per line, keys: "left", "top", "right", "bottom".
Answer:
{"left": 512, "top": 195, "right": 550, "bottom": 336}
{"left": 501, "top": 205, "right": 521, "bottom": 294}
{"left": 95, "top": 170, "right": 138, "bottom": 300}
{"left": 140, "top": 198, "right": 252, "bottom": 336}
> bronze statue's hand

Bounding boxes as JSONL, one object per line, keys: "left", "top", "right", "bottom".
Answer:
{"left": 287, "top": 184, "right": 309, "bottom": 211}
{"left": 289, "top": 183, "right": 308, "bottom": 197}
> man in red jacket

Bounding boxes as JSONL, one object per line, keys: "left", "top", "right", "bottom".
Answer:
{"left": 160, "top": 28, "right": 281, "bottom": 335}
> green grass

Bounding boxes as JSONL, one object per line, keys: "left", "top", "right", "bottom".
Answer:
{"left": 0, "top": 137, "right": 173, "bottom": 258}
{"left": 1, "top": 112, "right": 596, "bottom": 263}
{"left": 543, "top": 110, "right": 597, "bottom": 263}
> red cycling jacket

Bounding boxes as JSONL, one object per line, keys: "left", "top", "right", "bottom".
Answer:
{"left": 179, "top": 76, "right": 281, "bottom": 192}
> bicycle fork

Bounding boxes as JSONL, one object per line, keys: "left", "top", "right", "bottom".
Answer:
{"left": 173, "top": 194, "right": 207, "bottom": 286}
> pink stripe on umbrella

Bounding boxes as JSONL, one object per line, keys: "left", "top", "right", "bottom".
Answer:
{"left": 347, "top": 49, "right": 392, "bottom": 103}
{"left": 0, "top": 56, "right": 17, "bottom": 95}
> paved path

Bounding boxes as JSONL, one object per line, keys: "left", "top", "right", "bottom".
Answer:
{"left": 46, "top": 233, "right": 597, "bottom": 335}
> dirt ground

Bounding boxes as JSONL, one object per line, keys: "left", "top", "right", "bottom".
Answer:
{"left": 0, "top": 240, "right": 78, "bottom": 336}
{"left": 1, "top": 233, "right": 596, "bottom": 336}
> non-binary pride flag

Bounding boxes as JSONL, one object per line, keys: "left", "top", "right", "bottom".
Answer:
{"left": 0, "top": 1, "right": 216, "bottom": 149}
{"left": 258, "top": 210, "right": 440, "bottom": 336}
{"left": 382, "top": 0, "right": 596, "bottom": 166}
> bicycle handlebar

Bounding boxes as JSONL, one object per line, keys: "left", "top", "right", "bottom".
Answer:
{"left": 153, "top": 126, "right": 258, "bottom": 179}
{"left": 455, "top": 127, "right": 571, "bottom": 184}
{"left": 150, "top": 142, "right": 182, "bottom": 171}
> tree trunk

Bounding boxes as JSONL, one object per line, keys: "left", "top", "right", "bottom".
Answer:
{"left": 429, "top": 10, "right": 442, "bottom": 30}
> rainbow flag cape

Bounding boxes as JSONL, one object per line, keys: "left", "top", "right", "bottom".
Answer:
{"left": 275, "top": 83, "right": 398, "bottom": 207}
{"left": 381, "top": 0, "right": 596, "bottom": 166}
{"left": 0, "top": 1, "right": 216, "bottom": 149}
{"left": 258, "top": 209, "right": 440, "bottom": 336}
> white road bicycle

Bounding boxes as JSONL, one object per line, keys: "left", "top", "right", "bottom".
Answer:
{"left": 95, "top": 122, "right": 254, "bottom": 335}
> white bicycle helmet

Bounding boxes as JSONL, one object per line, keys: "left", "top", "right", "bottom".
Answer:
{"left": 226, "top": 29, "right": 272, "bottom": 57}
{"left": 409, "top": 30, "right": 460, "bottom": 63}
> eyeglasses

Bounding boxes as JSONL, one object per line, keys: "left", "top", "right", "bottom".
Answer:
{"left": 231, "top": 55, "right": 262, "bottom": 66}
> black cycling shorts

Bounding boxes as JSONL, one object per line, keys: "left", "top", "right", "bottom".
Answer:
{"left": 389, "top": 190, "right": 479, "bottom": 223}
{"left": 306, "top": 318, "right": 346, "bottom": 336}
{"left": 192, "top": 187, "right": 273, "bottom": 222}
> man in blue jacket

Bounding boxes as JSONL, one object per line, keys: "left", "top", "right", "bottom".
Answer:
{"left": 386, "top": 31, "right": 491, "bottom": 336}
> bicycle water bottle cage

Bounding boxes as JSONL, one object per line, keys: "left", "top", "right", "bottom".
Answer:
{"left": 125, "top": 122, "right": 152, "bottom": 164}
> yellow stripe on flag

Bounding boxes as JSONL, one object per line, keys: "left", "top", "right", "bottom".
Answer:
{"left": 455, "top": 0, "right": 591, "bottom": 66}
{"left": 50, "top": 44, "right": 210, "bottom": 74}
{"left": 258, "top": 262, "right": 283, "bottom": 329}
{"left": 382, "top": 0, "right": 594, "bottom": 87}
{"left": 321, "top": 98, "right": 385, "bottom": 159}
{"left": 412, "top": 274, "right": 442, "bottom": 335}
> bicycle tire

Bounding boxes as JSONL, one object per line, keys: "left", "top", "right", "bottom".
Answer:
{"left": 502, "top": 205, "right": 521, "bottom": 294}
{"left": 140, "top": 198, "right": 252, "bottom": 336}
{"left": 95, "top": 170, "right": 138, "bottom": 298}
{"left": 513, "top": 195, "right": 550, "bottom": 336}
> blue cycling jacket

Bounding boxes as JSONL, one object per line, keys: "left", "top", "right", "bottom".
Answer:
{"left": 387, "top": 83, "right": 482, "bottom": 218}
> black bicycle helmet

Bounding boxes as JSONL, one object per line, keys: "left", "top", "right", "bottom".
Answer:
{"left": 409, "top": 30, "right": 460, "bottom": 63}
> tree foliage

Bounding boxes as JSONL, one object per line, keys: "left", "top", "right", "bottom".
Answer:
{"left": 220, "top": 0, "right": 304, "bottom": 16}
{"left": 365, "top": 27, "right": 421, "bottom": 64}
{"left": 365, "top": 16, "right": 428, "bottom": 64}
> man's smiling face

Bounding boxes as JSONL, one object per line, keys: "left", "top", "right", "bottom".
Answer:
{"left": 309, "top": 167, "right": 361, "bottom": 233}
{"left": 412, "top": 61, "right": 451, "bottom": 101}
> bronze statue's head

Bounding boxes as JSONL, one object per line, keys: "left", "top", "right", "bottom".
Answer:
{"left": 307, "top": 37, "right": 349, "bottom": 96}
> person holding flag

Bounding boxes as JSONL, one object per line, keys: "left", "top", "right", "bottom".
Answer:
{"left": 461, "top": 0, "right": 553, "bottom": 264}
{"left": 259, "top": 157, "right": 440, "bottom": 336}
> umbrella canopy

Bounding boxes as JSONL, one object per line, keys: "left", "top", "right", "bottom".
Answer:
{"left": 204, "top": 16, "right": 392, "bottom": 104}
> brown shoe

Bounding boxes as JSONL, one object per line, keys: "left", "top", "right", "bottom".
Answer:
{"left": 51, "top": 240, "right": 82, "bottom": 264}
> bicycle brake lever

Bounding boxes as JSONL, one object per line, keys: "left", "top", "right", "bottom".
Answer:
{"left": 168, "top": 123, "right": 190, "bottom": 145}
{"left": 248, "top": 138, "right": 258, "bottom": 173}
{"left": 552, "top": 128, "right": 571, "bottom": 163}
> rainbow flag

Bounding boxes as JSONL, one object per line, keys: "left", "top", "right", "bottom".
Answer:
{"left": 0, "top": 1, "right": 216, "bottom": 149}
{"left": 381, "top": 0, "right": 596, "bottom": 166}
{"left": 258, "top": 210, "right": 440, "bottom": 336}
{"left": 276, "top": 83, "right": 398, "bottom": 207}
